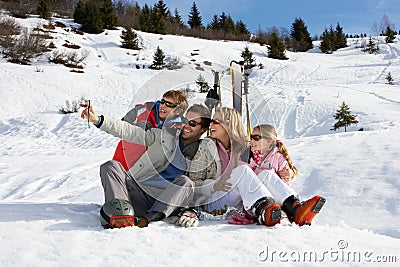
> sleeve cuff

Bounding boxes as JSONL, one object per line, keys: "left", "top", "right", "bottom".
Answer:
{"left": 94, "top": 115, "right": 104, "bottom": 128}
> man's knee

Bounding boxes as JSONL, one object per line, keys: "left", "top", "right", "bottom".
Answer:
{"left": 100, "top": 160, "right": 126, "bottom": 184}
{"left": 100, "top": 160, "right": 122, "bottom": 175}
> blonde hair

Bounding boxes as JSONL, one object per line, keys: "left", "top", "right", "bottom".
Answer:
{"left": 254, "top": 124, "right": 299, "bottom": 177}
{"left": 215, "top": 107, "right": 247, "bottom": 154}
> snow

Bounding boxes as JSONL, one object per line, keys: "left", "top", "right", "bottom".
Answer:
{"left": 1, "top": 16, "right": 399, "bottom": 266}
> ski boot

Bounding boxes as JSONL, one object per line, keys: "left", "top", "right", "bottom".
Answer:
{"left": 250, "top": 197, "right": 281, "bottom": 227}
{"left": 282, "top": 195, "right": 326, "bottom": 226}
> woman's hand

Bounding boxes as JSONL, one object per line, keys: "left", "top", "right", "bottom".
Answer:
{"left": 213, "top": 176, "right": 232, "bottom": 192}
{"left": 277, "top": 168, "right": 293, "bottom": 182}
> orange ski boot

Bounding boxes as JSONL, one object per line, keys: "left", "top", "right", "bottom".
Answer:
{"left": 259, "top": 203, "right": 282, "bottom": 227}
{"left": 282, "top": 195, "right": 326, "bottom": 226}
{"left": 251, "top": 197, "right": 281, "bottom": 227}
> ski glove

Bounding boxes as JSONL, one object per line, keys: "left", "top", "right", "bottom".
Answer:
{"left": 228, "top": 214, "right": 254, "bottom": 225}
{"left": 177, "top": 210, "right": 199, "bottom": 228}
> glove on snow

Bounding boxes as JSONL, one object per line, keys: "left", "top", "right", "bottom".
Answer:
{"left": 177, "top": 210, "right": 199, "bottom": 228}
{"left": 228, "top": 214, "right": 254, "bottom": 225}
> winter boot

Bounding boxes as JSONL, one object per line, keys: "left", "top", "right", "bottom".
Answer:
{"left": 281, "top": 195, "right": 326, "bottom": 226}
{"left": 250, "top": 197, "right": 281, "bottom": 227}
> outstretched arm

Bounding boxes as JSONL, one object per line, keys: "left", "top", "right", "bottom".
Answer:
{"left": 80, "top": 103, "right": 157, "bottom": 146}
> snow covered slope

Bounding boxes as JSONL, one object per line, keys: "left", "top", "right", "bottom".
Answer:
{"left": 0, "top": 16, "right": 399, "bottom": 266}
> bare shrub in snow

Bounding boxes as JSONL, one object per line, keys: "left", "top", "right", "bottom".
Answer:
{"left": 48, "top": 49, "right": 89, "bottom": 68}
{"left": 165, "top": 56, "right": 182, "bottom": 70}
{"left": 58, "top": 97, "right": 85, "bottom": 114}
{"left": 3, "top": 28, "right": 48, "bottom": 64}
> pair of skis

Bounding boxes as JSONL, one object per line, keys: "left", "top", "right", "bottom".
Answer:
{"left": 230, "top": 61, "right": 251, "bottom": 136}
{"left": 206, "top": 61, "right": 251, "bottom": 136}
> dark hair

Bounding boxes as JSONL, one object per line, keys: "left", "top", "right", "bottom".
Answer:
{"left": 186, "top": 104, "right": 211, "bottom": 129}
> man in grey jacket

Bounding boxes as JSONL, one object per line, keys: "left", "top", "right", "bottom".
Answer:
{"left": 81, "top": 103, "right": 213, "bottom": 228}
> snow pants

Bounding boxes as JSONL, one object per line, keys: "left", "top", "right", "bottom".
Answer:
{"left": 100, "top": 160, "right": 195, "bottom": 217}
{"left": 206, "top": 165, "right": 296, "bottom": 211}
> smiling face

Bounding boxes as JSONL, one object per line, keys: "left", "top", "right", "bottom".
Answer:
{"left": 181, "top": 111, "right": 207, "bottom": 145}
{"left": 158, "top": 97, "right": 178, "bottom": 121}
{"left": 209, "top": 111, "right": 230, "bottom": 148}
{"left": 249, "top": 128, "right": 273, "bottom": 154}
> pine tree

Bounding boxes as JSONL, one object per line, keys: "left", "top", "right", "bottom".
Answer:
{"left": 331, "top": 101, "right": 359, "bottom": 132}
{"left": 138, "top": 4, "right": 151, "bottom": 32}
{"left": 154, "top": 0, "right": 170, "bottom": 18}
{"left": 195, "top": 74, "right": 210, "bottom": 92}
{"left": 188, "top": 2, "right": 202, "bottom": 29}
{"left": 384, "top": 26, "right": 396, "bottom": 43}
{"left": 173, "top": 8, "right": 184, "bottom": 26}
{"left": 120, "top": 27, "right": 139, "bottom": 50}
{"left": 73, "top": 0, "right": 85, "bottom": 24}
{"left": 320, "top": 23, "right": 347, "bottom": 53}
{"left": 223, "top": 15, "right": 235, "bottom": 35}
{"left": 152, "top": 46, "right": 165, "bottom": 69}
{"left": 101, "top": 0, "right": 117, "bottom": 29}
{"left": 320, "top": 26, "right": 335, "bottom": 53}
{"left": 241, "top": 46, "right": 256, "bottom": 69}
{"left": 37, "top": 0, "right": 51, "bottom": 20}
{"left": 80, "top": 0, "right": 104, "bottom": 34}
{"left": 290, "top": 18, "right": 313, "bottom": 52}
{"left": 151, "top": 0, "right": 170, "bottom": 34}
{"left": 268, "top": 31, "right": 288, "bottom": 60}
{"left": 335, "top": 23, "right": 347, "bottom": 49}
{"left": 386, "top": 72, "right": 394, "bottom": 85}
{"left": 150, "top": 6, "right": 166, "bottom": 34}
{"left": 363, "top": 37, "right": 379, "bottom": 54}
{"left": 208, "top": 15, "right": 220, "bottom": 30}
{"left": 218, "top": 12, "right": 227, "bottom": 30}
{"left": 235, "top": 20, "right": 250, "bottom": 36}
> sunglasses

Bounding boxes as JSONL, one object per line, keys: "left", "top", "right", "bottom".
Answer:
{"left": 250, "top": 134, "right": 266, "bottom": 141}
{"left": 211, "top": 119, "right": 224, "bottom": 125}
{"left": 182, "top": 118, "right": 202, "bottom": 127}
{"left": 160, "top": 98, "right": 178, "bottom": 108}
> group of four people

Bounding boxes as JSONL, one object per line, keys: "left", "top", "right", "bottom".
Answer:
{"left": 80, "top": 90, "right": 325, "bottom": 229}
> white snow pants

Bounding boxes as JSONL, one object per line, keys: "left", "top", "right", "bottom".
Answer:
{"left": 206, "top": 165, "right": 296, "bottom": 211}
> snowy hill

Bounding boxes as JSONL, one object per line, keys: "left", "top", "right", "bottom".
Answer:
{"left": 0, "top": 16, "right": 399, "bottom": 266}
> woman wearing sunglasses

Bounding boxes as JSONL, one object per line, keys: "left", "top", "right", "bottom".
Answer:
{"left": 180, "top": 107, "right": 325, "bottom": 227}
{"left": 191, "top": 107, "right": 283, "bottom": 226}
{"left": 242, "top": 124, "right": 298, "bottom": 185}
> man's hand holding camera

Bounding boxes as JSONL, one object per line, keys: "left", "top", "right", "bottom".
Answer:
{"left": 80, "top": 99, "right": 99, "bottom": 125}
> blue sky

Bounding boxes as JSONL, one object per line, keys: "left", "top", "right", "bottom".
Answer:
{"left": 130, "top": 0, "right": 400, "bottom": 36}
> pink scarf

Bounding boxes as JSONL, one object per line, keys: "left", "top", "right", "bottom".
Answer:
{"left": 216, "top": 141, "right": 236, "bottom": 177}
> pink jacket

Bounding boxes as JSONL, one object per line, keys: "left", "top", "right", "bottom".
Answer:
{"left": 248, "top": 147, "right": 289, "bottom": 184}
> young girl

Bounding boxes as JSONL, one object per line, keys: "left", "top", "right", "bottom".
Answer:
{"left": 243, "top": 124, "right": 298, "bottom": 185}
